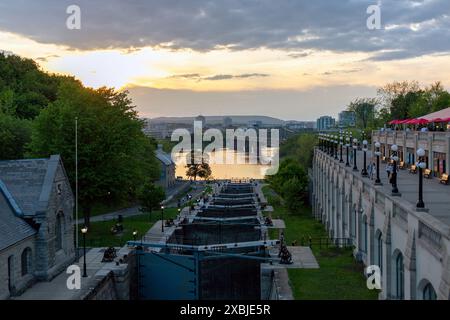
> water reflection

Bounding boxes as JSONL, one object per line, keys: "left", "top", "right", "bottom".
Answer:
{"left": 173, "top": 147, "right": 278, "bottom": 180}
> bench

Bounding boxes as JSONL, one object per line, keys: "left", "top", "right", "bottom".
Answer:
{"left": 409, "top": 165, "right": 417, "bottom": 174}
{"left": 424, "top": 169, "right": 432, "bottom": 178}
{"left": 440, "top": 174, "right": 449, "bottom": 185}
{"left": 399, "top": 161, "right": 406, "bottom": 169}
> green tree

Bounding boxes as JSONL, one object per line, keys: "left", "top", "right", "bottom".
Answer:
{"left": 347, "top": 98, "right": 378, "bottom": 129}
{"left": 0, "top": 112, "right": 31, "bottom": 160}
{"left": 138, "top": 182, "right": 166, "bottom": 214}
{"left": 28, "top": 79, "right": 160, "bottom": 226}
{"left": 281, "top": 177, "right": 308, "bottom": 212}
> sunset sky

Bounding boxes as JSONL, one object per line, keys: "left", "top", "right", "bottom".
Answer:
{"left": 1, "top": 0, "right": 449, "bottom": 120}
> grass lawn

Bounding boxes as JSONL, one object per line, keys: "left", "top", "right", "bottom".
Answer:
{"left": 262, "top": 185, "right": 379, "bottom": 300}
{"left": 79, "top": 207, "right": 179, "bottom": 247}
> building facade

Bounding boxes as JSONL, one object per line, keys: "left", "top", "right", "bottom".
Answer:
{"left": 316, "top": 116, "right": 336, "bottom": 131}
{"left": 338, "top": 111, "right": 356, "bottom": 128}
{"left": 155, "top": 146, "right": 176, "bottom": 190}
{"left": 311, "top": 147, "right": 450, "bottom": 300}
{"left": 373, "top": 130, "right": 450, "bottom": 178}
{"left": 0, "top": 155, "right": 75, "bottom": 299}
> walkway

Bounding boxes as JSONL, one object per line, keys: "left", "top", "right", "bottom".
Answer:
{"left": 331, "top": 148, "right": 450, "bottom": 226}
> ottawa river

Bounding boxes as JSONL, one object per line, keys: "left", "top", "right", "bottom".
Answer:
{"left": 174, "top": 147, "right": 279, "bottom": 180}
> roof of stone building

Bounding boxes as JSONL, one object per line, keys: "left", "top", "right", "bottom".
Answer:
{"left": 0, "top": 155, "right": 62, "bottom": 216}
{"left": 0, "top": 183, "right": 36, "bottom": 251}
{"left": 155, "top": 149, "right": 174, "bottom": 166}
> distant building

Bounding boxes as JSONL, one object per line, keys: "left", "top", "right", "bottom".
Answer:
{"left": 155, "top": 145, "right": 176, "bottom": 190}
{"left": 316, "top": 116, "right": 336, "bottom": 131}
{"left": 195, "top": 115, "right": 206, "bottom": 126}
{"left": 223, "top": 117, "right": 232, "bottom": 128}
{"left": 142, "top": 120, "right": 169, "bottom": 139}
{"left": 338, "top": 111, "right": 356, "bottom": 128}
{"left": 0, "top": 155, "right": 75, "bottom": 299}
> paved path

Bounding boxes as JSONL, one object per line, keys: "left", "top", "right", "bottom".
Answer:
{"left": 13, "top": 248, "right": 110, "bottom": 300}
{"left": 336, "top": 148, "right": 450, "bottom": 226}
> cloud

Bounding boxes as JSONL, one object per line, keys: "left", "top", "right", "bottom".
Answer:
{"left": 0, "top": 1, "right": 449, "bottom": 60}
{"left": 168, "top": 73, "right": 269, "bottom": 81}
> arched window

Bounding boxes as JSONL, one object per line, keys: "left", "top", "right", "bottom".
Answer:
{"left": 395, "top": 252, "right": 404, "bottom": 299}
{"left": 423, "top": 283, "right": 437, "bottom": 300}
{"left": 376, "top": 232, "right": 383, "bottom": 274}
{"left": 21, "top": 248, "right": 32, "bottom": 276}
{"left": 55, "top": 212, "right": 64, "bottom": 251}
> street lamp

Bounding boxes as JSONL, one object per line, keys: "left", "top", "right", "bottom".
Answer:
{"left": 345, "top": 135, "right": 351, "bottom": 167}
{"left": 160, "top": 205, "right": 165, "bottom": 233}
{"left": 361, "top": 140, "right": 368, "bottom": 177}
{"left": 132, "top": 230, "right": 138, "bottom": 242}
{"left": 81, "top": 226, "right": 88, "bottom": 277}
{"left": 353, "top": 138, "right": 358, "bottom": 171}
{"left": 334, "top": 136, "right": 338, "bottom": 160}
{"left": 374, "top": 142, "right": 382, "bottom": 185}
{"left": 339, "top": 133, "right": 344, "bottom": 163}
{"left": 416, "top": 148, "right": 426, "bottom": 209}
{"left": 391, "top": 144, "right": 400, "bottom": 196}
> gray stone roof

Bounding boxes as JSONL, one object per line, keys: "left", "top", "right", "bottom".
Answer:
{"left": 156, "top": 149, "right": 174, "bottom": 166}
{"left": 0, "top": 155, "right": 61, "bottom": 216}
{"left": 0, "top": 183, "right": 36, "bottom": 251}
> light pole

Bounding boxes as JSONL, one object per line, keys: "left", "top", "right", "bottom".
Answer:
{"left": 334, "top": 136, "right": 338, "bottom": 160}
{"left": 416, "top": 148, "right": 426, "bottom": 209}
{"left": 161, "top": 205, "right": 165, "bottom": 233}
{"left": 339, "top": 132, "right": 344, "bottom": 163}
{"left": 374, "top": 142, "right": 382, "bottom": 185}
{"left": 132, "top": 230, "right": 138, "bottom": 242}
{"left": 391, "top": 144, "right": 400, "bottom": 196}
{"left": 345, "top": 135, "right": 350, "bottom": 167}
{"left": 353, "top": 138, "right": 358, "bottom": 171}
{"left": 81, "top": 226, "right": 88, "bottom": 277}
{"left": 361, "top": 139, "right": 368, "bottom": 177}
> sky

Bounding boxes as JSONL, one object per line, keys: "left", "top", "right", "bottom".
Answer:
{"left": 0, "top": 0, "right": 449, "bottom": 120}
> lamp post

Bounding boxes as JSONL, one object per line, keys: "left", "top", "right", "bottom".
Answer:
{"left": 353, "top": 138, "right": 358, "bottom": 171}
{"left": 339, "top": 133, "right": 344, "bottom": 163}
{"left": 374, "top": 142, "right": 382, "bottom": 185}
{"left": 361, "top": 139, "right": 368, "bottom": 177}
{"left": 416, "top": 148, "right": 426, "bottom": 209}
{"left": 345, "top": 135, "right": 350, "bottom": 167}
{"left": 334, "top": 136, "right": 338, "bottom": 160}
{"left": 81, "top": 226, "right": 88, "bottom": 277}
{"left": 161, "top": 205, "right": 165, "bottom": 233}
{"left": 391, "top": 144, "right": 400, "bottom": 196}
{"left": 132, "top": 230, "right": 138, "bottom": 242}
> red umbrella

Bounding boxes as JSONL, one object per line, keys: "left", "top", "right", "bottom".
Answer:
{"left": 389, "top": 119, "right": 399, "bottom": 125}
{"left": 414, "top": 118, "right": 430, "bottom": 125}
{"left": 443, "top": 117, "right": 450, "bottom": 122}
{"left": 431, "top": 118, "right": 445, "bottom": 123}
{"left": 399, "top": 119, "right": 411, "bottom": 124}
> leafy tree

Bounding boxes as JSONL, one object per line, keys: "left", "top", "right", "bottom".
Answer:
{"left": 347, "top": 98, "right": 378, "bottom": 129}
{"left": 28, "top": 79, "right": 160, "bottom": 226}
{"left": 279, "top": 133, "right": 317, "bottom": 168}
{"left": 138, "top": 182, "right": 166, "bottom": 214}
{"left": 281, "top": 177, "right": 308, "bottom": 212}
{"left": 0, "top": 112, "right": 31, "bottom": 160}
{"left": 266, "top": 158, "right": 308, "bottom": 196}
{"left": 185, "top": 150, "right": 212, "bottom": 180}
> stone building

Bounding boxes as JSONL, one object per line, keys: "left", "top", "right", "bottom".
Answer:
{"left": 311, "top": 145, "right": 450, "bottom": 300}
{"left": 0, "top": 155, "right": 75, "bottom": 299}
{"left": 155, "top": 145, "right": 176, "bottom": 190}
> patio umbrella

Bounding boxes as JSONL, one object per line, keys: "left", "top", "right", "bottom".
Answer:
{"left": 430, "top": 118, "right": 445, "bottom": 123}
{"left": 389, "top": 119, "right": 400, "bottom": 125}
{"left": 410, "top": 118, "right": 429, "bottom": 125}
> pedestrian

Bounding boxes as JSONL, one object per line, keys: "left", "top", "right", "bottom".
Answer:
{"left": 386, "top": 163, "right": 393, "bottom": 179}
{"left": 371, "top": 162, "right": 376, "bottom": 180}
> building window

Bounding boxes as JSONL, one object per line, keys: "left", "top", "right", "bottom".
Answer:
{"left": 376, "top": 232, "right": 383, "bottom": 274}
{"left": 55, "top": 213, "right": 64, "bottom": 251}
{"left": 423, "top": 283, "right": 437, "bottom": 300}
{"left": 8, "top": 255, "right": 14, "bottom": 293}
{"left": 21, "top": 248, "right": 32, "bottom": 276}
{"left": 395, "top": 253, "right": 404, "bottom": 299}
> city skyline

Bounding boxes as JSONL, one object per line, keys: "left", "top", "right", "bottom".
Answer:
{"left": 1, "top": 0, "right": 449, "bottom": 120}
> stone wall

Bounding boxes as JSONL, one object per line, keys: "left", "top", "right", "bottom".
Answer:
{"left": 312, "top": 148, "right": 450, "bottom": 300}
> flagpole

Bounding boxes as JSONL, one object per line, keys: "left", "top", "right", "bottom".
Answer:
{"left": 75, "top": 117, "right": 79, "bottom": 253}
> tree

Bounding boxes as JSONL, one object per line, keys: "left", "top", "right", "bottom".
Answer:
{"left": 28, "top": 78, "right": 160, "bottom": 226}
{"left": 347, "top": 98, "right": 377, "bottom": 129}
{"left": 185, "top": 150, "right": 212, "bottom": 181}
{"left": 281, "top": 177, "right": 308, "bottom": 212}
{"left": 138, "top": 182, "right": 165, "bottom": 214}
{"left": 0, "top": 112, "right": 31, "bottom": 160}
{"left": 266, "top": 158, "right": 308, "bottom": 196}
{"left": 377, "top": 81, "right": 422, "bottom": 120}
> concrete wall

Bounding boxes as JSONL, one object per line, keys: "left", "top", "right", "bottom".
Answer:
{"left": 312, "top": 148, "right": 450, "bottom": 300}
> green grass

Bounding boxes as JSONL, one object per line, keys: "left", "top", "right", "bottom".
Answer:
{"left": 79, "top": 207, "right": 179, "bottom": 247}
{"left": 262, "top": 184, "right": 379, "bottom": 300}
{"left": 86, "top": 201, "right": 136, "bottom": 218}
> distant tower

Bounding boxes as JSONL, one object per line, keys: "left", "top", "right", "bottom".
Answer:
{"left": 223, "top": 116, "right": 232, "bottom": 128}
{"left": 195, "top": 115, "right": 206, "bottom": 126}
